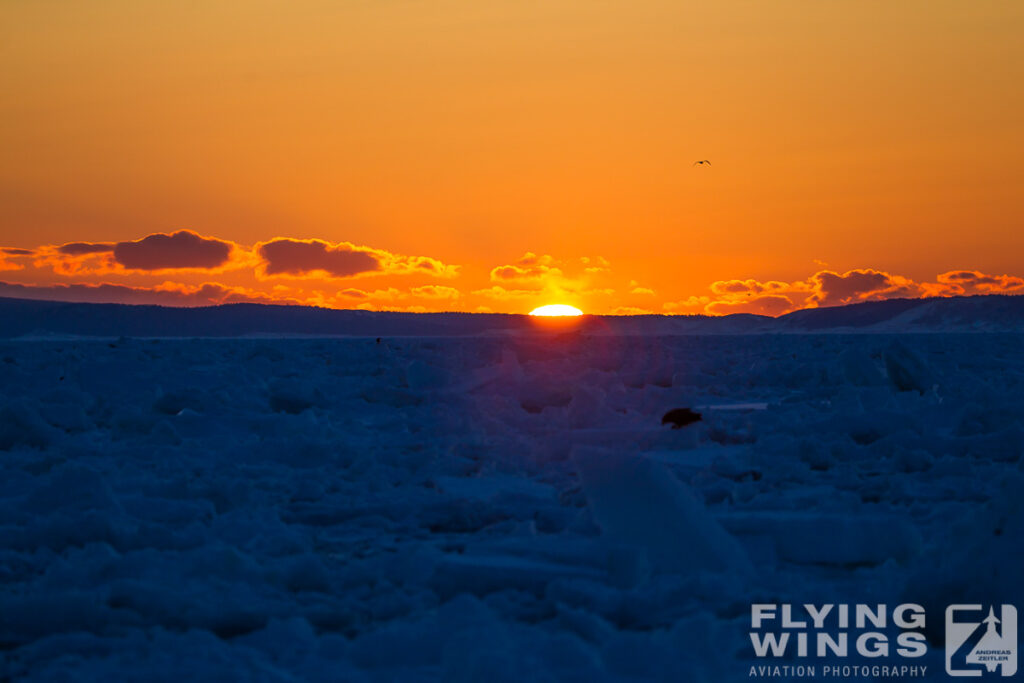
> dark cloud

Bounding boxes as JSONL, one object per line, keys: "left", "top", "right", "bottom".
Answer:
{"left": 928, "top": 270, "right": 1024, "bottom": 295}
{"left": 709, "top": 279, "right": 793, "bottom": 296}
{"left": 0, "top": 281, "right": 285, "bottom": 307}
{"left": 696, "top": 268, "right": 944, "bottom": 316}
{"left": 706, "top": 294, "right": 797, "bottom": 316}
{"left": 808, "top": 269, "right": 921, "bottom": 307}
{"left": 57, "top": 242, "right": 115, "bottom": 255}
{"left": 2, "top": 248, "right": 34, "bottom": 256}
{"left": 813, "top": 270, "right": 888, "bottom": 305}
{"left": 943, "top": 270, "right": 998, "bottom": 284}
{"left": 113, "top": 230, "right": 234, "bottom": 270}
{"left": 257, "top": 239, "right": 383, "bottom": 278}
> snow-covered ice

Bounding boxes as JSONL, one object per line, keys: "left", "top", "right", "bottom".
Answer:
{"left": 0, "top": 322, "right": 1022, "bottom": 680}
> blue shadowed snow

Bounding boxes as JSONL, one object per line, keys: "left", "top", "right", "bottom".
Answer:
{"left": 0, "top": 297, "right": 1022, "bottom": 680}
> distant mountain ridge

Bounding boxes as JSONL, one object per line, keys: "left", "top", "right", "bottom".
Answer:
{"left": 0, "top": 294, "right": 1022, "bottom": 338}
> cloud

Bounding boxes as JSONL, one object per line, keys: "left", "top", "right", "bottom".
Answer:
{"left": 679, "top": 267, "right": 1024, "bottom": 318}
{"left": 28, "top": 230, "right": 244, "bottom": 275}
{"left": 0, "top": 247, "right": 35, "bottom": 272}
{"left": 705, "top": 294, "right": 796, "bottom": 316}
{"left": 662, "top": 296, "right": 711, "bottom": 314}
{"left": 490, "top": 252, "right": 562, "bottom": 285}
{"left": 256, "top": 238, "right": 458, "bottom": 280}
{"left": 410, "top": 285, "right": 460, "bottom": 300}
{"left": 581, "top": 256, "right": 610, "bottom": 274}
{"left": 150, "top": 281, "right": 295, "bottom": 305}
{"left": 390, "top": 255, "right": 458, "bottom": 278}
{"left": 626, "top": 280, "right": 654, "bottom": 295}
{"left": 257, "top": 238, "right": 381, "bottom": 278}
{"left": 482, "top": 253, "right": 616, "bottom": 311}
{"left": 114, "top": 230, "right": 236, "bottom": 271}
{"left": 0, "top": 254, "right": 25, "bottom": 272}
{"left": 0, "top": 280, "right": 289, "bottom": 307}
{"left": 709, "top": 279, "right": 797, "bottom": 296}
{"left": 697, "top": 278, "right": 809, "bottom": 316}
{"left": 27, "top": 232, "right": 455, "bottom": 281}
{"left": 807, "top": 269, "right": 921, "bottom": 307}
{"left": 693, "top": 269, "right": 924, "bottom": 316}
{"left": 29, "top": 242, "right": 119, "bottom": 275}
{"left": 308, "top": 287, "right": 412, "bottom": 309}
{"left": 923, "top": 270, "right": 1024, "bottom": 296}
{"left": 57, "top": 242, "right": 115, "bottom": 255}
{"left": 665, "top": 269, "right": 918, "bottom": 317}
{"left": 472, "top": 285, "right": 541, "bottom": 300}
{"left": 6, "top": 226, "right": 1024, "bottom": 318}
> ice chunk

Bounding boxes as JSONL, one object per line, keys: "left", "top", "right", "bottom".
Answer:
{"left": 719, "top": 512, "right": 922, "bottom": 566}
{"left": 268, "top": 380, "right": 324, "bottom": 414}
{"left": 405, "top": 360, "right": 451, "bottom": 390}
{"left": 431, "top": 553, "right": 605, "bottom": 599}
{"left": 839, "top": 347, "right": 886, "bottom": 386}
{"left": 883, "top": 341, "right": 934, "bottom": 394}
{"left": 0, "top": 403, "right": 56, "bottom": 450}
{"left": 152, "top": 389, "right": 205, "bottom": 415}
{"left": 430, "top": 474, "right": 556, "bottom": 504}
{"left": 22, "top": 465, "right": 121, "bottom": 515}
{"left": 571, "top": 446, "right": 751, "bottom": 575}
{"left": 907, "top": 474, "right": 1024, "bottom": 642}
{"left": 567, "top": 384, "right": 612, "bottom": 429}
{"left": 0, "top": 592, "right": 126, "bottom": 644}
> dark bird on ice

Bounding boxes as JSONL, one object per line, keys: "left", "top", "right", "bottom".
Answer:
{"left": 661, "top": 407, "right": 702, "bottom": 429}
{"left": 693, "top": 160, "right": 711, "bottom": 166}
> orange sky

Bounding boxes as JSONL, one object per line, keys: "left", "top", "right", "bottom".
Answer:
{"left": 1, "top": 0, "right": 1022, "bottom": 314}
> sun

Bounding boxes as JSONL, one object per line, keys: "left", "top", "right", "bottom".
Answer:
{"left": 529, "top": 304, "right": 583, "bottom": 317}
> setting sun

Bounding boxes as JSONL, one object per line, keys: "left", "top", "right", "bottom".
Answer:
{"left": 529, "top": 304, "right": 583, "bottom": 317}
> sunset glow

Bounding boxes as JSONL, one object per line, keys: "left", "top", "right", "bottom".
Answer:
{"left": 0, "top": 2, "right": 1022, "bottom": 315}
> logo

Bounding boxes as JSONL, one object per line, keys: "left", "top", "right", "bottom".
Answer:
{"left": 946, "top": 605, "right": 1017, "bottom": 677}
{"left": 748, "top": 604, "right": 930, "bottom": 678}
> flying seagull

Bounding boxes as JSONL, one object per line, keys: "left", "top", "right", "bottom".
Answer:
{"left": 693, "top": 160, "right": 711, "bottom": 166}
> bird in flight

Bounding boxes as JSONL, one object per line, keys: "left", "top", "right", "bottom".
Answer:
{"left": 693, "top": 160, "right": 711, "bottom": 166}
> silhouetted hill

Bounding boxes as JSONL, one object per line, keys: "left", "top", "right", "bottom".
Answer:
{"left": 776, "top": 295, "right": 1024, "bottom": 332}
{"left": 0, "top": 294, "right": 1021, "bottom": 339}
